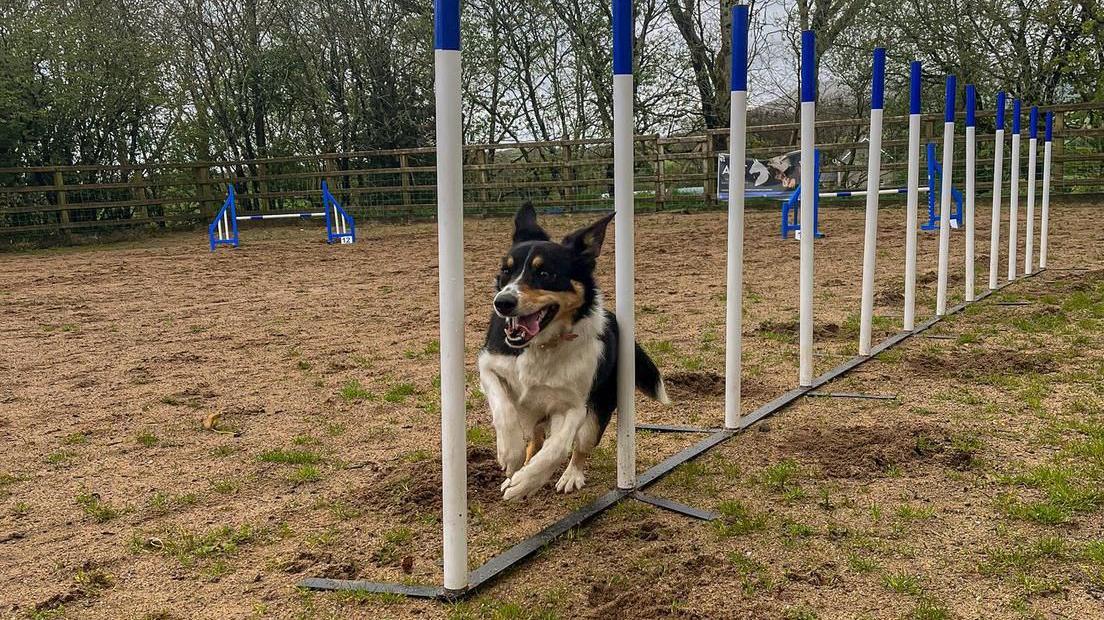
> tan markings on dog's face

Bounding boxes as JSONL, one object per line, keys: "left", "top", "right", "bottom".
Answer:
{"left": 516, "top": 281, "right": 584, "bottom": 326}
{"left": 506, "top": 255, "right": 514, "bottom": 268}
{"left": 531, "top": 255, "right": 543, "bottom": 269}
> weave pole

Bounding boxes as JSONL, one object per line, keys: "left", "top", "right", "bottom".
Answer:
{"left": 1024, "top": 106, "right": 1039, "bottom": 275}
{"left": 935, "top": 75, "right": 956, "bottom": 316}
{"left": 1040, "top": 112, "right": 1053, "bottom": 268}
{"left": 798, "top": 30, "right": 816, "bottom": 387}
{"left": 433, "top": 0, "right": 468, "bottom": 593}
{"left": 725, "top": 4, "right": 749, "bottom": 429}
{"left": 903, "top": 61, "right": 922, "bottom": 331}
{"left": 989, "top": 92, "right": 1007, "bottom": 290}
{"left": 858, "top": 47, "right": 886, "bottom": 356}
{"left": 964, "top": 85, "right": 977, "bottom": 302}
{"left": 613, "top": 0, "right": 636, "bottom": 489}
{"left": 1008, "top": 98, "right": 1022, "bottom": 281}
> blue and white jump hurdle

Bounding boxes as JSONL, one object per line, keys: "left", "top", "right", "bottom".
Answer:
{"left": 207, "top": 180, "right": 355, "bottom": 251}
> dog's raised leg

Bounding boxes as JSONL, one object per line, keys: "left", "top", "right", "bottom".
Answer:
{"left": 480, "top": 372, "right": 526, "bottom": 477}
{"left": 503, "top": 406, "right": 585, "bottom": 501}
{"left": 556, "top": 412, "right": 598, "bottom": 493}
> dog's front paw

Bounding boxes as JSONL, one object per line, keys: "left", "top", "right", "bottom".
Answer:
{"left": 555, "top": 466, "right": 586, "bottom": 494}
{"left": 501, "top": 467, "right": 546, "bottom": 501}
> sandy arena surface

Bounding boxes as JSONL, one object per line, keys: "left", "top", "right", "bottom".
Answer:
{"left": 1, "top": 201, "right": 1103, "bottom": 619}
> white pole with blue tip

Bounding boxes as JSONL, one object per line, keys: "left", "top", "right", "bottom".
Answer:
{"left": 1040, "top": 112, "right": 1053, "bottom": 268}
{"left": 798, "top": 30, "right": 816, "bottom": 387}
{"left": 1025, "top": 106, "right": 1039, "bottom": 274}
{"left": 858, "top": 47, "right": 886, "bottom": 356}
{"left": 935, "top": 75, "right": 956, "bottom": 316}
{"left": 989, "top": 93, "right": 1006, "bottom": 290}
{"left": 725, "top": 4, "right": 749, "bottom": 428}
{"left": 964, "top": 84, "right": 977, "bottom": 301}
{"left": 433, "top": 0, "right": 468, "bottom": 593}
{"left": 613, "top": 0, "right": 636, "bottom": 489}
{"left": 1008, "top": 99, "right": 1021, "bottom": 281}
{"left": 903, "top": 61, "right": 922, "bottom": 331}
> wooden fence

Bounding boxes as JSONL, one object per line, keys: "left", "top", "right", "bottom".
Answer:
{"left": 1, "top": 102, "right": 1101, "bottom": 246}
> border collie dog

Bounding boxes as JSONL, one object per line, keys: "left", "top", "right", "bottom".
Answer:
{"left": 478, "top": 205, "right": 669, "bottom": 500}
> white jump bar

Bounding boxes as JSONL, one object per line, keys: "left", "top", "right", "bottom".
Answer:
{"left": 236, "top": 212, "right": 325, "bottom": 221}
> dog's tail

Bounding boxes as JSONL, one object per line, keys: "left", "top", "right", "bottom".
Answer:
{"left": 635, "top": 343, "right": 671, "bottom": 405}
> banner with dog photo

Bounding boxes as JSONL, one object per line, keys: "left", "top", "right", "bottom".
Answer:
{"left": 716, "top": 151, "right": 812, "bottom": 200}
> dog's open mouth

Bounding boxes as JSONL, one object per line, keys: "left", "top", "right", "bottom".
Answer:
{"left": 504, "top": 304, "right": 558, "bottom": 347}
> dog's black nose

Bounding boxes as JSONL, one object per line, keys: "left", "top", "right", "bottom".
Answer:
{"left": 494, "top": 294, "right": 517, "bottom": 316}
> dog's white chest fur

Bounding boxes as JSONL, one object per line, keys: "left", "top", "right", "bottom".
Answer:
{"left": 478, "top": 310, "right": 606, "bottom": 430}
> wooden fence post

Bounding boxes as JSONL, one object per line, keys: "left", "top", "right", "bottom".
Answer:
{"left": 132, "top": 168, "right": 149, "bottom": 221}
{"left": 479, "top": 149, "right": 491, "bottom": 217}
{"left": 562, "top": 144, "right": 574, "bottom": 208}
{"left": 53, "top": 169, "right": 70, "bottom": 234}
{"left": 1052, "top": 112, "right": 1065, "bottom": 192}
{"left": 656, "top": 141, "right": 667, "bottom": 212}
{"left": 703, "top": 135, "right": 716, "bottom": 209}
{"left": 256, "top": 161, "right": 270, "bottom": 212}
{"left": 195, "top": 165, "right": 212, "bottom": 218}
{"left": 399, "top": 153, "right": 412, "bottom": 210}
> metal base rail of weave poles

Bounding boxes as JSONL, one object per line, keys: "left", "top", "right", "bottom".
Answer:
{"left": 300, "top": 269, "right": 1044, "bottom": 601}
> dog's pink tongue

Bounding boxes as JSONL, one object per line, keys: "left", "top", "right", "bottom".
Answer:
{"left": 519, "top": 312, "right": 542, "bottom": 336}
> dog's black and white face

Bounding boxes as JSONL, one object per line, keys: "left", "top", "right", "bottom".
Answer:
{"left": 491, "top": 205, "right": 613, "bottom": 349}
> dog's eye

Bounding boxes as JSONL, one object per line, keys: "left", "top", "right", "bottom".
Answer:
{"left": 537, "top": 270, "right": 550, "bottom": 279}
{"left": 500, "top": 265, "right": 510, "bottom": 273}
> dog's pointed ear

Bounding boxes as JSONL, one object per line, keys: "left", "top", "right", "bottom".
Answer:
{"left": 563, "top": 212, "right": 614, "bottom": 259}
{"left": 513, "top": 203, "right": 550, "bottom": 244}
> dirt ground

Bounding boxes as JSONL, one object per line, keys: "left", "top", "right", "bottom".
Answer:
{"left": 1, "top": 200, "right": 1103, "bottom": 619}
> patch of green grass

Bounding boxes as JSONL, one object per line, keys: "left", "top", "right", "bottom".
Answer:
{"left": 296, "top": 360, "right": 312, "bottom": 371}
{"left": 1000, "top": 463, "right": 1103, "bottom": 524}
{"left": 883, "top": 571, "right": 922, "bottom": 595}
{"left": 1081, "top": 540, "right": 1104, "bottom": 565}
{"left": 258, "top": 448, "right": 322, "bottom": 466}
{"left": 339, "top": 379, "right": 374, "bottom": 402}
{"left": 136, "top": 430, "right": 159, "bottom": 448}
{"left": 148, "top": 492, "right": 198, "bottom": 513}
{"left": 780, "top": 519, "right": 815, "bottom": 542}
{"left": 143, "top": 524, "right": 258, "bottom": 567}
{"left": 783, "top": 485, "right": 808, "bottom": 502}
{"left": 293, "top": 434, "right": 319, "bottom": 446}
{"left": 466, "top": 426, "right": 495, "bottom": 447}
{"left": 73, "top": 567, "right": 113, "bottom": 593}
{"left": 383, "top": 382, "right": 416, "bottom": 403}
{"left": 211, "top": 478, "right": 240, "bottom": 494}
{"left": 678, "top": 355, "right": 704, "bottom": 371}
{"left": 847, "top": 552, "right": 879, "bottom": 573}
{"left": 667, "top": 460, "right": 710, "bottom": 492}
{"left": 371, "top": 526, "right": 414, "bottom": 567}
{"left": 896, "top": 504, "right": 936, "bottom": 522}
{"left": 63, "top": 432, "right": 89, "bottom": 446}
{"left": 45, "top": 450, "right": 76, "bottom": 466}
{"left": 12, "top": 501, "right": 30, "bottom": 517}
{"left": 956, "top": 331, "right": 980, "bottom": 345}
{"left": 289, "top": 464, "right": 321, "bottom": 483}
{"left": 76, "top": 492, "right": 122, "bottom": 522}
{"left": 756, "top": 459, "right": 800, "bottom": 493}
{"left": 783, "top": 606, "right": 819, "bottom": 620}
{"left": 714, "top": 500, "right": 768, "bottom": 537}
{"left": 325, "top": 422, "right": 346, "bottom": 436}
{"left": 727, "top": 552, "right": 774, "bottom": 596}
{"left": 401, "top": 449, "right": 432, "bottom": 463}
{"left": 1012, "top": 309, "right": 1068, "bottom": 333}
{"left": 909, "top": 597, "right": 950, "bottom": 620}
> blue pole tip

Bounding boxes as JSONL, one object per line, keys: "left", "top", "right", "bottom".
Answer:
{"left": 1012, "top": 99, "right": 1022, "bottom": 133}
{"left": 996, "top": 91, "right": 1007, "bottom": 130}
{"left": 909, "top": 61, "right": 921, "bottom": 115}
{"left": 1045, "top": 112, "right": 1054, "bottom": 142}
{"left": 943, "top": 75, "right": 956, "bottom": 123}
{"left": 731, "top": 4, "right": 749, "bottom": 92}
{"left": 1029, "top": 106, "right": 1039, "bottom": 138}
{"left": 800, "top": 31, "right": 816, "bottom": 103}
{"left": 613, "top": 0, "right": 633, "bottom": 75}
{"left": 433, "top": 0, "right": 461, "bottom": 50}
{"left": 964, "top": 85, "right": 976, "bottom": 127}
{"left": 870, "top": 48, "right": 886, "bottom": 110}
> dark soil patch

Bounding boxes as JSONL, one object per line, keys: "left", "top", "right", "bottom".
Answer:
{"left": 754, "top": 319, "right": 841, "bottom": 341}
{"left": 369, "top": 446, "right": 501, "bottom": 516}
{"left": 875, "top": 289, "right": 904, "bottom": 305}
{"left": 904, "top": 348, "right": 1056, "bottom": 379}
{"left": 917, "top": 270, "right": 964, "bottom": 286}
{"left": 665, "top": 371, "right": 771, "bottom": 399}
{"left": 781, "top": 423, "right": 951, "bottom": 478}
